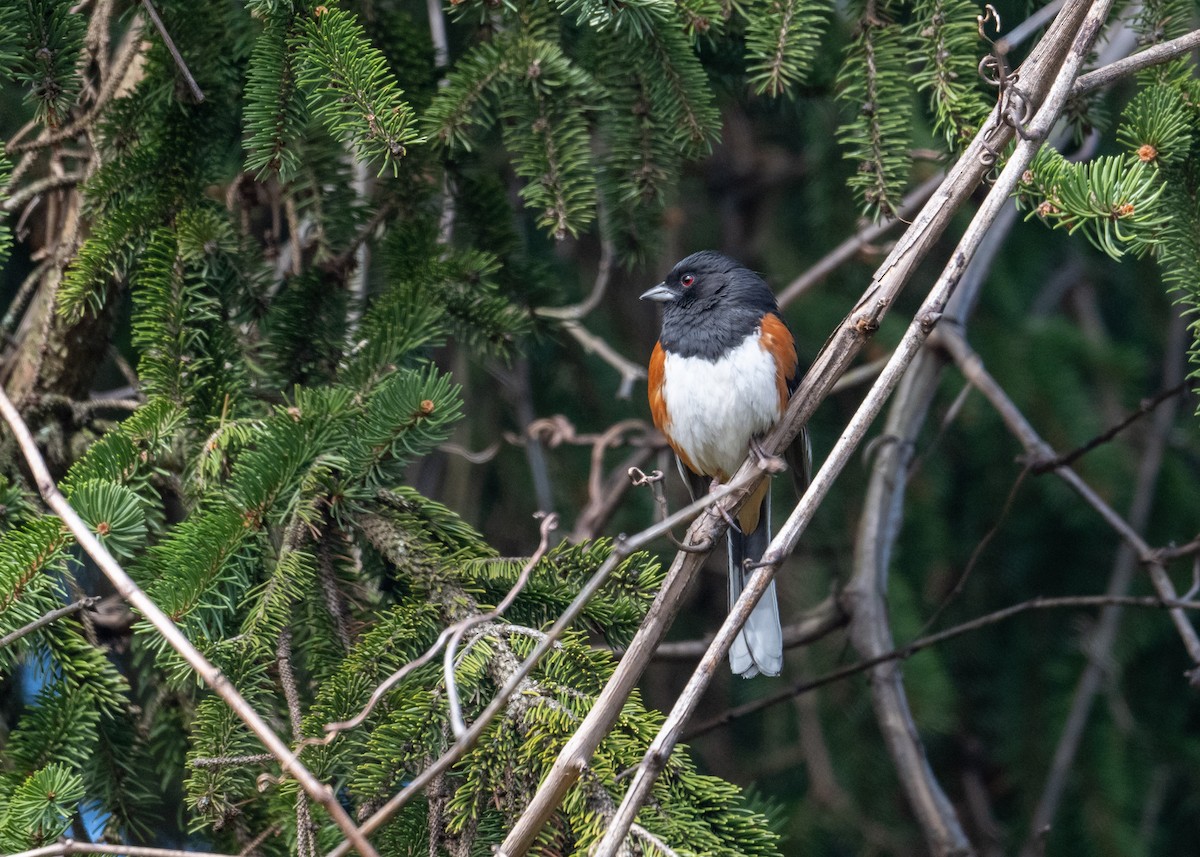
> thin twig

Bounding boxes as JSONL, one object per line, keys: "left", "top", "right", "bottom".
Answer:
{"left": 141, "top": 0, "right": 205, "bottom": 102}
{"left": 444, "top": 513, "right": 558, "bottom": 738}
{"left": 935, "top": 326, "right": 1200, "bottom": 671}
{"left": 535, "top": 238, "right": 616, "bottom": 321}
{"left": 2, "top": 172, "right": 86, "bottom": 213}
{"left": 559, "top": 319, "right": 647, "bottom": 399}
{"left": 1031, "top": 381, "right": 1188, "bottom": 473}
{"left": 0, "top": 597, "right": 98, "bottom": 649}
{"left": 1072, "top": 28, "right": 1200, "bottom": 96}
{"left": 776, "top": 173, "right": 942, "bottom": 308}
{"left": 685, "top": 594, "right": 1200, "bottom": 738}
{"left": 277, "top": 630, "right": 315, "bottom": 857}
{"left": 0, "top": 389, "right": 378, "bottom": 857}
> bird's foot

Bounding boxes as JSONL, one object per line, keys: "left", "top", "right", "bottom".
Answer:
{"left": 748, "top": 436, "right": 787, "bottom": 474}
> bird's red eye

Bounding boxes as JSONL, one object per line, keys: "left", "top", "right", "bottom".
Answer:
{"left": 681, "top": 274, "right": 695, "bottom": 287}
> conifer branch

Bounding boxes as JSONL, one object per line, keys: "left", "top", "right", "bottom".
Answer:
{"left": 0, "top": 389, "right": 380, "bottom": 857}
{"left": 327, "top": 472, "right": 762, "bottom": 857}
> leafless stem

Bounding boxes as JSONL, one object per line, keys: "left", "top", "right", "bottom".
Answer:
{"left": 776, "top": 173, "right": 941, "bottom": 308}
{"left": 8, "top": 841, "right": 236, "bottom": 857}
{"left": 0, "top": 389, "right": 378, "bottom": 857}
{"left": 936, "top": 327, "right": 1200, "bottom": 672}
{"left": 278, "top": 630, "right": 315, "bottom": 857}
{"left": 190, "top": 754, "right": 276, "bottom": 769}
{"left": 559, "top": 319, "right": 647, "bottom": 399}
{"left": 1031, "top": 380, "right": 1188, "bottom": 473}
{"left": 685, "top": 594, "right": 1200, "bottom": 738}
{"left": 444, "top": 513, "right": 558, "bottom": 737}
{"left": 140, "top": 0, "right": 204, "bottom": 102}
{"left": 535, "top": 238, "right": 616, "bottom": 321}
{"left": 2, "top": 172, "right": 86, "bottom": 213}
{"left": 0, "top": 597, "right": 98, "bottom": 649}
{"left": 1072, "top": 28, "right": 1200, "bottom": 96}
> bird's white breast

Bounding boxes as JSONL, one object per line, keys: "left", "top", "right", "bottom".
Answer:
{"left": 659, "top": 330, "right": 782, "bottom": 479}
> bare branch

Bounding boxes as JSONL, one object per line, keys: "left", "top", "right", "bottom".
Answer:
{"left": 1031, "top": 381, "right": 1188, "bottom": 473}
{"left": 685, "top": 594, "right": 1200, "bottom": 738}
{"left": 1072, "top": 28, "right": 1200, "bottom": 96}
{"left": 0, "top": 389, "right": 379, "bottom": 857}
{"left": 776, "top": 173, "right": 941, "bottom": 308}
{"left": 141, "top": 0, "right": 205, "bottom": 102}
{"left": 559, "top": 319, "right": 647, "bottom": 399}
{"left": 935, "top": 327, "right": 1200, "bottom": 672}
{"left": 0, "top": 597, "right": 98, "bottom": 649}
{"left": 535, "top": 238, "right": 616, "bottom": 321}
{"left": 8, "top": 840, "right": 237, "bottom": 857}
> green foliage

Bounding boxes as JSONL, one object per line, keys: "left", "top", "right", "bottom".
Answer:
{"left": 1018, "top": 147, "right": 1169, "bottom": 259}
{"left": 836, "top": 2, "right": 913, "bottom": 219}
{"left": 293, "top": 6, "right": 420, "bottom": 175}
{"left": 244, "top": 6, "right": 309, "bottom": 180}
{"left": 907, "top": 0, "right": 988, "bottom": 147}
{"left": 5, "top": 0, "right": 84, "bottom": 127}
{"left": 0, "top": 763, "right": 85, "bottom": 852}
{"left": 745, "top": 0, "right": 832, "bottom": 97}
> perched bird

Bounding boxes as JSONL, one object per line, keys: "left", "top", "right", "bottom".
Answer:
{"left": 641, "top": 250, "right": 809, "bottom": 678}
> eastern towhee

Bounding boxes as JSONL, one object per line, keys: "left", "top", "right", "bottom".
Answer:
{"left": 642, "top": 251, "right": 810, "bottom": 678}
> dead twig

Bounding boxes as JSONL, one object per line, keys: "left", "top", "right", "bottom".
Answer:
{"left": 140, "top": 0, "right": 205, "bottom": 102}
{"left": 685, "top": 594, "right": 1200, "bottom": 738}
{"left": 0, "top": 597, "right": 99, "bottom": 649}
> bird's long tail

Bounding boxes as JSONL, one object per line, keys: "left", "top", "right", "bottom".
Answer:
{"left": 727, "top": 490, "right": 783, "bottom": 678}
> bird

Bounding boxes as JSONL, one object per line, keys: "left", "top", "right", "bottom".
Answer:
{"left": 641, "top": 250, "right": 809, "bottom": 678}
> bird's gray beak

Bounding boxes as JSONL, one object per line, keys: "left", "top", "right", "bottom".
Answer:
{"left": 639, "top": 282, "right": 675, "bottom": 302}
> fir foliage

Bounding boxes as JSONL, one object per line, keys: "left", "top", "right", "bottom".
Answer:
{"left": 836, "top": 0, "right": 914, "bottom": 219}
{"left": 907, "top": 0, "right": 989, "bottom": 147}
{"left": 293, "top": 6, "right": 421, "bottom": 176}
{"left": 244, "top": 6, "right": 309, "bottom": 180}
{"left": 6, "top": 0, "right": 85, "bottom": 127}
{"left": 744, "top": 0, "right": 832, "bottom": 97}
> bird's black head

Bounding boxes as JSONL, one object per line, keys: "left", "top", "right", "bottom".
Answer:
{"left": 641, "top": 251, "right": 781, "bottom": 359}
